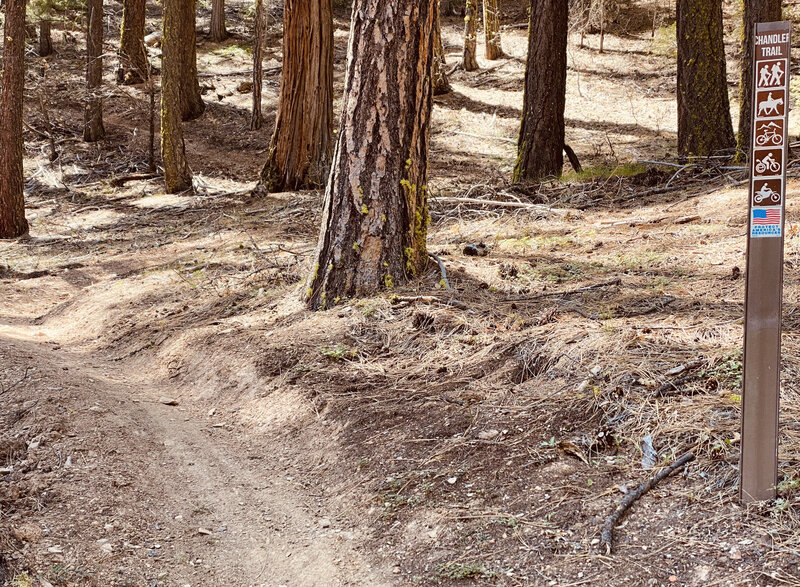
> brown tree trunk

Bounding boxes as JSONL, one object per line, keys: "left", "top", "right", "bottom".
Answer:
{"left": 39, "top": 19, "right": 53, "bottom": 57}
{"left": 178, "top": 0, "right": 205, "bottom": 121}
{"left": 737, "top": 0, "right": 782, "bottom": 157}
{"left": 210, "top": 0, "right": 227, "bottom": 42}
{"left": 304, "top": 0, "right": 436, "bottom": 310}
{"left": 259, "top": 0, "right": 333, "bottom": 193}
{"left": 514, "top": 0, "right": 567, "bottom": 182}
{"left": 161, "top": 0, "right": 193, "bottom": 193}
{"left": 483, "top": 0, "right": 504, "bottom": 60}
{"left": 460, "top": 0, "right": 479, "bottom": 70}
{"left": 676, "top": 0, "right": 735, "bottom": 157}
{"left": 433, "top": 1, "right": 451, "bottom": 95}
{"left": 250, "top": 0, "right": 264, "bottom": 130}
{"left": 83, "top": 0, "right": 105, "bottom": 142}
{"left": 118, "top": 0, "right": 148, "bottom": 84}
{"left": 0, "top": 0, "right": 29, "bottom": 239}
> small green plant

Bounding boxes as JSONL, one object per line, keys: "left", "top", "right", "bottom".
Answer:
{"left": 540, "top": 436, "right": 556, "bottom": 448}
{"left": 708, "top": 351, "right": 743, "bottom": 389}
{"left": 10, "top": 574, "right": 33, "bottom": 587}
{"left": 319, "top": 343, "right": 357, "bottom": 361}
{"left": 651, "top": 23, "right": 677, "bottom": 58}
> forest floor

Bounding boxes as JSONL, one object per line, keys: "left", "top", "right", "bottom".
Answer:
{"left": 5, "top": 2, "right": 800, "bottom": 586}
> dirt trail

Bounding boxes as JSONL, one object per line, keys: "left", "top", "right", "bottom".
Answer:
{"left": 0, "top": 324, "right": 395, "bottom": 587}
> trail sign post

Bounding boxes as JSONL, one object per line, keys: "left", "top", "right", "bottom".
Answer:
{"left": 741, "top": 21, "right": 791, "bottom": 503}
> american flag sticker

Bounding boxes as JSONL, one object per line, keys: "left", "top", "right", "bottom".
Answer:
{"left": 751, "top": 206, "right": 782, "bottom": 238}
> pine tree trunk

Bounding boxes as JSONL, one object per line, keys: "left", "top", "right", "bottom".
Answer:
{"left": 305, "top": 0, "right": 436, "bottom": 310}
{"left": 433, "top": 1, "right": 451, "bottom": 95}
{"left": 162, "top": 0, "right": 193, "bottom": 193}
{"left": 178, "top": 0, "right": 205, "bottom": 121}
{"left": 0, "top": 0, "right": 29, "bottom": 239}
{"left": 676, "top": 0, "right": 735, "bottom": 157}
{"left": 118, "top": 0, "right": 148, "bottom": 84}
{"left": 483, "top": 0, "right": 504, "bottom": 60}
{"left": 250, "top": 0, "right": 264, "bottom": 130}
{"left": 259, "top": 0, "right": 333, "bottom": 193}
{"left": 83, "top": 0, "right": 105, "bottom": 142}
{"left": 210, "top": 0, "right": 227, "bottom": 42}
{"left": 461, "top": 0, "right": 479, "bottom": 70}
{"left": 514, "top": 0, "right": 567, "bottom": 182}
{"left": 737, "top": 0, "right": 782, "bottom": 156}
{"left": 38, "top": 19, "right": 53, "bottom": 57}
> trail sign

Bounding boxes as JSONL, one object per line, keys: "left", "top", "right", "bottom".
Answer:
{"left": 741, "top": 21, "right": 791, "bottom": 503}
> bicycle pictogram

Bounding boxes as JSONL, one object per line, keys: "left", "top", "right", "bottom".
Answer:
{"left": 755, "top": 121, "right": 784, "bottom": 147}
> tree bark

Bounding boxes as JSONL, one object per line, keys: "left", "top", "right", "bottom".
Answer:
{"left": 178, "top": 0, "right": 205, "bottom": 121}
{"left": 737, "top": 0, "right": 782, "bottom": 157}
{"left": 460, "top": 0, "right": 479, "bottom": 70}
{"left": 514, "top": 0, "right": 567, "bottom": 182}
{"left": 433, "top": 1, "right": 451, "bottom": 95}
{"left": 258, "top": 0, "right": 333, "bottom": 193}
{"left": 305, "top": 0, "right": 436, "bottom": 309}
{"left": 250, "top": 0, "right": 265, "bottom": 131}
{"left": 38, "top": 19, "right": 53, "bottom": 57}
{"left": 83, "top": 0, "right": 105, "bottom": 142}
{"left": 0, "top": 0, "right": 29, "bottom": 239}
{"left": 210, "top": 0, "right": 227, "bottom": 42}
{"left": 118, "top": 0, "right": 148, "bottom": 84}
{"left": 676, "top": 0, "right": 735, "bottom": 157}
{"left": 483, "top": 0, "right": 504, "bottom": 60}
{"left": 162, "top": 0, "right": 193, "bottom": 193}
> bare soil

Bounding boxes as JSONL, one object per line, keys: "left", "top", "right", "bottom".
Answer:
{"left": 4, "top": 2, "right": 800, "bottom": 587}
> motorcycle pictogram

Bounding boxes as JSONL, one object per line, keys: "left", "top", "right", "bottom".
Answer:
{"left": 753, "top": 183, "right": 782, "bottom": 205}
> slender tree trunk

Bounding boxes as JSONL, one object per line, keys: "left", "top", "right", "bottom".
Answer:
{"left": 483, "top": 0, "right": 504, "bottom": 60}
{"left": 737, "top": 0, "right": 782, "bottom": 157}
{"left": 0, "top": 0, "right": 29, "bottom": 239}
{"left": 259, "top": 0, "right": 333, "bottom": 193}
{"left": 162, "top": 0, "right": 193, "bottom": 193}
{"left": 38, "top": 19, "right": 53, "bottom": 57}
{"left": 676, "top": 0, "right": 735, "bottom": 157}
{"left": 210, "top": 0, "right": 227, "bottom": 42}
{"left": 433, "top": 1, "right": 451, "bottom": 95}
{"left": 461, "top": 0, "right": 479, "bottom": 70}
{"left": 599, "top": 0, "right": 605, "bottom": 53}
{"left": 514, "top": 0, "right": 567, "bottom": 182}
{"left": 250, "top": 0, "right": 264, "bottom": 130}
{"left": 178, "top": 0, "right": 205, "bottom": 121}
{"left": 305, "top": 0, "right": 436, "bottom": 310}
{"left": 118, "top": 0, "right": 148, "bottom": 84}
{"left": 83, "top": 0, "right": 105, "bottom": 142}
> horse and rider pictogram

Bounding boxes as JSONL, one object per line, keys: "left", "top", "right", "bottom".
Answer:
{"left": 756, "top": 90, "right": 786, "bottom": 117}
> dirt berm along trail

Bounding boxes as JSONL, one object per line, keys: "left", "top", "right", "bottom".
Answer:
{"left": 1, "top": 317, "right": 396, "bottom": 585}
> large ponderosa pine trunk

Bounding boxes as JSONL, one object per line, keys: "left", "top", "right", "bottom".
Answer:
{"left": 514, "top": 0, "right": 567, "bottom": 182}
{"left": 305, "top": 0, "right": 436, "bottom": 310}
{"left": 83, "top": 0, "right": 105, "bottom": 142}
{"left": 433, "top": 2, "right": 451, "bottom": 95}
{"left": 161, "top": 0, "right": 193, "bottom": 193}
{"left": 178, "top": 0, "right": 205, "bottom": 121}
{"left": 258, "top": 0, "right": 333, "bottom": 193}
{"left": 460, "top": 0, "right": 479, "bottom": 70}
{"left": 676, "top": 0, "right": 735, "bottom": 157}
{"left": 210, "top": 0, "right": 227, "bottom": 42}
{"left": 0, "top": 0, "right": 29, "bottom": 239}
{"left": 483, "top": 0, "right": 504, "bottom": 59}
{"left": 118, "top": 0, "right": 148, "bottom": 84}
{"left": 737, "top": 0, "right": 782, "bottom": 156}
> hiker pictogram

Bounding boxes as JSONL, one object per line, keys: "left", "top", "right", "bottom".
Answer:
{"left": 758, "top": 60, "right": 786, "bottom": 88}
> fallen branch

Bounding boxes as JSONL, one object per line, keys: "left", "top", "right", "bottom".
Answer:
{"left": 599, "top": 452, "right": 695, "bottom": 555}
{"left": 502, "top": 278, "right": 622, "bottom": 303}
{"left": 391, "top": 295, "right": 467, "bottom": 309}
{"left": 446, "top": 129, "right": 516, "bottom": 144}
{"left": 429, "top": 253, "right": 453, "bottom": 291}
{"left": 109, "top": 172, "right": 162, "bottom": 187}
{"left": 431, "top": 196, "right": 567, "bottom": 214}
{"left": 1, "top": 367, "right": 30, "bottom": 395}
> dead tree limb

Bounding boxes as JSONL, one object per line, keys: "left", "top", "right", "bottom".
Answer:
{"left": 502, "top": 278, "right": 622, "bottom": 302}
{"left": 429, "top": 253, "right": 453, "bottom": 291}
{"left": 600, "top": 452, "right": 695, "bottom": 555}
{"left": 564, "top": 143, "right": 583, "bottom": 173}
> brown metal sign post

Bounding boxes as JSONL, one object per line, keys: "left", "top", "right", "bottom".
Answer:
{"left": 741, "top": 21, "right": 791, "bottom": 503}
